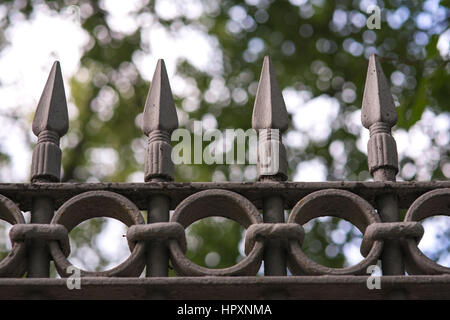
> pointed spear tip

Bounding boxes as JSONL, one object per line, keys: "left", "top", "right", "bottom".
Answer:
{"left": 142, "top": 59, "right": 178, "bottom": 135}
{"left": 252, "top": 56, "right": 289, "bottom": 132}
{"left": 155, "top": 58, "right": 165, "bottom": 70}
{"left": 32, "top": 61, "right": 69, "bottom": 137}
{"left": 361, "top": 54, "right": 397, "bottom": 129}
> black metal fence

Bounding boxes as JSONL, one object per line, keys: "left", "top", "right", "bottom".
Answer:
{"left": 0, "top": 55, "right": 448, "bottom": 299}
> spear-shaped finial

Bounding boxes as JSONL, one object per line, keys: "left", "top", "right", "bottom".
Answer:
{"left": 142, "top": 59, "right": 178, "bottom": 182}
{"left": 361, "top": 54, "right": 398, "bottom": 181}
{"left": 142, "top": 59, "right": 178, "bottom": 135}
{"left": 252, "top": 56, "right": 288, "bottom": 181}
{"left": 31, "top": 61, "right": 68, "bottom": 182}
{"left": 361, "top": 54, "right": 397, "bottom": 129}
{"left": 252, "top": 56, "right": 289, "bottom": 131}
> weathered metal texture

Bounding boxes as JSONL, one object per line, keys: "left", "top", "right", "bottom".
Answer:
{"left": 361, "top": 54, "right": 399, "bottom": 181}
{"left": 0, "top": 195, "right": 26, "bottom": 277}
{"left": 287, "top": 189, "right": 383, "bottom": 275}
{"left": 169, "top": 189, "right": 264, "bottom": 276}
{"left": 360, "top": 222, "right": 423, "bottom": 257}
{"left": 0, "top": 276, "right": 448, "bottom": 300}
{"left": 403, "top": 188, "right": 450, "bottom": 275}
{"left": 362, "top": 55, "right": 404, "bottom": 285}
{"left": 10, "top": 224, "right": 70, "bottom": 257}
{"left": 146, "top": 195, "right": 171, "bottom": 277}
{"left": 31, "top": 61, "right": 68, "bottom": 182}
{"left": 142, "top": 59, "right": 178, "bottom": 278}
{"left": 252, "top": 56, "right": 288, "bottom": 180}
{"left": 361, "top": 54, "right": 398, "bottom": 178}
{"left": 244, "top": 223, "right": 305, "bottom": 255}
{"left": 48, "top": 191, "right": 146, "bottom": 277}
{"left": 252, "top": 57, "right": 288, "bottom": 277}
{"left": 0, "top": 57, "right": 448, "bottom": 299}
{"left": 143, "top": 59, "right": 178, "bottom": 182}
{"left": 0, "top": 181, "right": 449, "bottom": 212}
{"left": 28, "top": 61, "right": 68, "bottom": 278}
{"left": 127, "top": 222, "right": 187, "bottom": 253}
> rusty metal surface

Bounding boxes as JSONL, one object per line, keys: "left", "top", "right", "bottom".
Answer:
{"left": 0, "top": 276, "right": 448, "bottom": 300}
{"left": 169, "top": 189, "right": 264, "bottom": 276}
{"left": 48, "top": 191, "right": 146, "bottom": 277}
{"left": 403, "top": 189, "right": 450, "bottom": 275}
{"left": 361, "top": 222, "right": 423, "bottom": 257}
{"left": 0, "top": 57, "right": 448, "bottom": 299}
{"left": 0, "top": 194, "right": 27, "bottom": 277}
{"left": 287, "top": 189, "right": 384, "bottom": 275}
{"left": 244, "top": 223, "right": 305, "bottom": 256}
{"left": 0, "top": 181, "right": 448, "bottom": 212}
{"left": 1, "top": 187, "right": 447, "bottom": 281}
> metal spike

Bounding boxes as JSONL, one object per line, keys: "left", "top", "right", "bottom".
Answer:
{"left": 361, "top": 54, "right": 397, "bottom": 129}
{"left": 32, "top": 61, "right": 69, "bottom": 137}
{"left": 142, "top": 60, "right": 178, "bottom": 182}
{"left": 252, "top": 56, "right": 289, "bottom": 132}
{"left": 142, "top": 59, "right": 178, "bottom": 135}
{"left": 252, "top": 57, "right": 288, "bottom": 181}
{"left": 361, "top": 55, "right": 399, "bottom": 181}
{"left": 361, "top": 56, "right": 403, "bottom": 278}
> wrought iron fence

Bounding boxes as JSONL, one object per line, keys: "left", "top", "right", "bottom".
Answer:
{"left": 0, "top": 54, "right": 448, "bottom": 299}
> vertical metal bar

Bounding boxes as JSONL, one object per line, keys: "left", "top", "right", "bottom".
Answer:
{"left": 28, "top": 61, "right": 68, "bottom": 278}
{"left": 375, "top": 193, "right": 404, "bottom": 275}
{"left": 142, "top": 59, "right": 178, "bottom": 277}
{"left": 362, "top": 55, "right": 404, "bottom": 298}
{"left": 147, "top": 194, "right": 170, "bottom": 277}
{"left": 252, "top": 57, "right": 289, "bottom": 276}
{"left": 262, "top": 194, "right": 286, "bottom": 276}
{"left": 28, "top": 197, "right": 53, "bottom": 277}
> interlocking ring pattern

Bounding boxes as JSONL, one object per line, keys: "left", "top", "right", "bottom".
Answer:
{"left": 402, "top": 188, "right": 450, "bottom": 275}
{"left": 49, "top": 191, "right": 146, "bottom": 277}
{"left": 0, "top": 194, "right": 26, "bottom": 277}
{"left": 0, "top": 188, "right": 448, "bottom": 277}
{"left": 168, "top": 189, "right": 264, "bottom": 276}
{"left": 287, "top": 189, "right": 384, "bottom": 275}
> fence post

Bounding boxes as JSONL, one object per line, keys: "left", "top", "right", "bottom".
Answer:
{"left": 252, "top": 56, "right": 289, "bottom": 277}
{"left": 142, "top": 59, "right": 178, "bottom": 277}
{"left": 29, "top": 61, "right": 68, "bottom": 277}
{"left": 362, "top": 55, "right": 404, "bottom": 284}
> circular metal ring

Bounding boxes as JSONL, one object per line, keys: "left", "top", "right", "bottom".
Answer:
{"left": 169, "top": 189, "right": 264, "bottom": 276}
{"left": 403, "top": 188, "right": 450, "bottom": 275}
{"left": 287, "top": 189, "right": 383, "bottom": 275}
{"left": 49, "top": 191, "right": 146, "bottom": 277}
{"left": 0, "top": 194, "right": 26, "bottom": 277}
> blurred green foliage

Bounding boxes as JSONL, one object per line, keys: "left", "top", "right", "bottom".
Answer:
{"left": 0, "top": 0, "right": 448, "bottom": 273}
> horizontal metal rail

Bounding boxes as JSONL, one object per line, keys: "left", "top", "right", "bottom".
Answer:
{"left": 0, "top": 276, "right": 448, "bottom": 300}
{"left": 0, "top": 181, "right": 448, "bottom": 211}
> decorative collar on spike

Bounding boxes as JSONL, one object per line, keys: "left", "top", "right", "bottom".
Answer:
{"left": 142, "top": 59, "right": 178, "bottom": 135}
{"left": 252, "top": 56, "right": 289, "bottom": 132}
{"left": 32, "top": 61, "right": 69, "bottom": 137}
